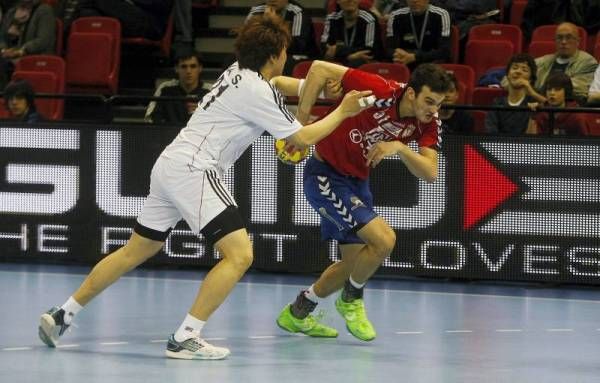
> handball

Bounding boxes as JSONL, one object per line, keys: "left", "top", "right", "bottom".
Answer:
{"left": 274, "top": 139, "right": 309, "bottom": 165}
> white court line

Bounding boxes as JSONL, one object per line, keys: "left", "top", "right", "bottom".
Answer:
{"left": 495, "top": 329, "right": 523, "bottom": 332}
{"left": 445, "top": 330, "right": 473, "bottom": 333}
{"left": 3, "top": 269, "right": 600, "bottom": 305}
{"left": 2, "top": 347, "right": 32, "bottom": 351}
{"left": 395, "top": 331, "right": 423, "bottom": 335}
{"left": 56, "top": 344, "right": 79, "bottom": 348}
{"left": 248, "top": 335, "right": 276, "bottom": 339}
{"left": 546, "top": 329, "right": 574, "bottom": 332}
{"left": 150, "top": 340, "right": 166, "bottom": 343}
{"left": 99, "top": 342, "right": 129, "bottom": 346}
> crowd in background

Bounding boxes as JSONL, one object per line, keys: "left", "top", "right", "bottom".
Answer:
{"left": 0, "top": 0, "right": 598, "bottom": 137}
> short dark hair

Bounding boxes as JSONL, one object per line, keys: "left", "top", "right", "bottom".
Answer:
{"left": 4, "top": 79, "right": 35, "bottom": 110}
{"left": 407, "top": 63, "right": 452, "bottom": 95}
{"left": 174, "top": 49, "right": 203, "bottom": 66}
{"left": 235, "top": 14, "right": 291, "bottom": 72}
{"left": 506, "top": 53, "right": 537, "bottom": 85}
{"left": 544, "top": 72, "right": 574, "bottom": 100}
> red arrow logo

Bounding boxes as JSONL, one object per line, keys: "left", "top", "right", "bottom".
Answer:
{"left": 464, "top": 144, "right": 519, "bottom": 230}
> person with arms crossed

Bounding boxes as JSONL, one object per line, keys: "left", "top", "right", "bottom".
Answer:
{"left": 276, "top": 61, "right": 451, "bottom": 341}
{"left": 37, "top": 14, "right": 372, "bottom": 360}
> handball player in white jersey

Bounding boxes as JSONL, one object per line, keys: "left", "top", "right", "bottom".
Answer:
{"left": 38, "top": 14, "right": 372, "bottom": 360}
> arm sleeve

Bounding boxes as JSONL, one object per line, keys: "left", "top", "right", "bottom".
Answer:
{"left": 416, "top": 119, "right": 442, "bottom": 150}
{"left": 341, "top": 68, "right": 394, "bottom": 98}
{"left": 289, "top": 9, "right": 316, "bottom": 57}
{"left": 238, "top": 81, "right": 303, "bottom": 140}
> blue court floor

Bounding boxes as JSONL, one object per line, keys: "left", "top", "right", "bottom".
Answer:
{"left": 1, "top": 263, "right": 600, "bottom": 383}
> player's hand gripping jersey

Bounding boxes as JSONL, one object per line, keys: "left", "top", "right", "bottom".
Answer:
{"left": 316, "top": 69, "right": 442, "bottom": 180}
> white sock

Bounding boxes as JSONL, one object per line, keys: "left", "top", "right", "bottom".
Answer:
{"left": 60, "top": 297, "right": 83, "bottom": 325}
{"left": 174, "top": 314, "right": 206, "bottom": 342}
{"left": 349, "top": 276, "right": 366, "bottom": 289}
{"left": 303, "top": 284, "right": 320, "bottom": 303}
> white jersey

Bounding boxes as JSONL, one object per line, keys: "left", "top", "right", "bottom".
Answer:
{"left": 161, "top": 62, "right": 302, "bottom": 175}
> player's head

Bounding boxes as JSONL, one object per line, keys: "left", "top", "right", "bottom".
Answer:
{"left": 544, "top": 72, "right": 573, "bottom": 107}
{"left": 506, "top": 53, "right": 537, "bottom": 88}
{"left": 406, "top": 64, "right": 451, "bottom": 123}
{"left": 235, "top": 14, "right": 291, "bottom": 76}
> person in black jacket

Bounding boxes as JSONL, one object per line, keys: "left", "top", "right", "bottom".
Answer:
{"left": 321, "top": 0, "right": 383, "bottom": 67}
{"left": 145, "top": 50, "right": 208, "bottom": 126}
{"left": 247, "top": 0, "right": 318, "bottom": 75}
{"left": 386, "top": 0, "right": 451, "bottom": 70}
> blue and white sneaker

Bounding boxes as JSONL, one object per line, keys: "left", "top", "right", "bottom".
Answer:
{"left": 39, "top": 307, "right": 70, "bottom": 347}
{"left": 165, "top": 334, "right": 230, "bottom": 360}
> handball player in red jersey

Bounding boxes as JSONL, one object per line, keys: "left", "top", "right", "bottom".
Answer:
{"left": 277, "top": 61, "right": 452, "bottom": 341}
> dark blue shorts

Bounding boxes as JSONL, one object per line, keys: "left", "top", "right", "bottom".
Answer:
{"left": 303, "top": 156, "right": 378, "bottom": 244}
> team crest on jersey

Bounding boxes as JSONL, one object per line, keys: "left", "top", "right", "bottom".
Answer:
{"left": 349, "top": 129, "right": 363, "bottom": 143}
{"left": 402, "top": 124, "right": 417, "bottom": 138}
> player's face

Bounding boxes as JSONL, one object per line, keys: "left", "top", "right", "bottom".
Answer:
{"left": 337, "top": 0, "right": 359, "bottom": 12}
{"left": 546, "top": 87, "right": 566, "bottom": 107}
{"left": 176, "top": 57, "right": 202, "bottom": 88}
{"left": 411, "top": 85, "right": 445, "bottom": 123}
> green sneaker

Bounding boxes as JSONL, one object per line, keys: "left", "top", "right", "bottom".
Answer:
{"left": 276, "top": 304, "right": 338, "bottom": 338}
{"left": 335, "top": 296, "right": 376, "bottom": 341}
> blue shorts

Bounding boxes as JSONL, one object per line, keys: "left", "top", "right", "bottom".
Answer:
{"left": 303, "top": 156, "right": 378, "bottom": 244}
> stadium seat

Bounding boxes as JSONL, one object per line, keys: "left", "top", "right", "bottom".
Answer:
{"left": 55, "top": 18, "right": 64, "bottom": 56}
{"left": 0, "top": 98, "right": 10, "bottom": 118}
{"left": 122, "top": 14, "right": 174, "bottom": 58}
{"left": 14, "top": 55, "right": 66, "bottom": 120}
{"left": 440, "top": 63, "right": 476, "bottom": 96}
{"left": 450, "top": 25, "right": 460, "bottom": 63}
{"left": 595, "top": 32, "right": 600, "bottom": 60}
{"left": 358, "top": 62, "right": 410, "bottom": 83}
{"left": 531, "top": 24, "right": 588, "bottom": 51}
{"left": 292, "top": 60, "right": 313, "bottom": 79}
{"left": 465, "top": 40, "right": 514, "bottom": 80}
{"left": 468, "top": 24, "right": 523, "bottom": 53}
{"left": 471, "top": 87, "right": 507, "bottom": 106}
{"left": 66, "top": 17, "right": 121, "bottom": 94}
{"left": 313, "top": 21, "right": 324, "bottom": 48}
{"left": 509, "top": 0, "right": 527, "bottom": 26}
{"left": 527, "top": 41, "right": 555, "bottom": 58}
{"left": 11, "top": 71, "right": 60, "bottom": 120}
{"left": 585, "top": 113, "right": 600, "bottom": 136}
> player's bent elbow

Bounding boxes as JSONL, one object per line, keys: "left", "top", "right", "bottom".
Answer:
{"left": 423, "top": 171, "right": 437, "bottom": 184}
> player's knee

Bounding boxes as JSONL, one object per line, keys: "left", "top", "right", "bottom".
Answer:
{"left": 232, "top": 245, "right": 254, "bottom": 271}
{"left": 372, "top": 228, "right": 396, "bottom": 258}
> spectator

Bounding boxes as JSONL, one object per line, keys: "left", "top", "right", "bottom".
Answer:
{"left": 80, "top": 0, "right": 173, "bottom": 39}
{"left": 321, "top": 0, "right": 383, "bottom": 67}
{"left": 529, "top": 72, "right": 588, "bottom": 135}
{"left": 145, "top": 50, "right": 208, "bottom": 126}
{"left": 439, "top": 72, "right": 473, "bottom": 133}
{"left": 434, "top": 0, "right": 497, "bottom": 39}
{"left": 535, "top": 22, "right": 598, "bottom": 103}
{"left": 247, "top": 0, "right": 318, "bottom": 75}
{"left": 587, "top": 65, "right": 600, "bottom": 105}
{"left": 386, "top": 0, "right": 451, "bottom": 70}
{"left": 485, "top": 53, "right": 544, "bottom": 134}
{"left": 0, "top": 0, "right": 55, "bottom": 87}
{"left": 3, "top": 79, "right": 42, "bottom": 122}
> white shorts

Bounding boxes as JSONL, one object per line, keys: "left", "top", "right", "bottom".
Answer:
{"left": 136, "top": 156, "right": 236, "bottom": 237}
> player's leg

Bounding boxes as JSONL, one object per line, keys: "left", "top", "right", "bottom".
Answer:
{"left": 39, "top": 158, "right": 179, "bottom": 348}
{"left": 165, "top": 170, "right": 248, "bottom": 360}
{"left": 312, "top": 243, "right": 364, "bottom": 298}
{"left": 334, "top": 217, "right": 395, "bottom": 341}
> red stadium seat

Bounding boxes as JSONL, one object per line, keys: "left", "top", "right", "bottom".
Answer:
{"left": 471, "top": 87, "right": 507, "bottom": 106}
{"left": 465, "top": 40, "right": 514, "bottom": 80}
{"left": 468, "top": 24, "right": 523, "bottom": 53}
{"left": 122, "top": 14, "right": 174, "bottom": 58}
{"left": 527, "top": 41, "right": 555, "bottom": 58}
{"left": 531, "top": 24, "right": 588, "bottom": 51}
{"left": 0, "top": 98, "right": 10, "bottom": 118}
{"left": 440, "top": 64, "right": 476, "bottom": 90}
{"left": 55, "top": 18, "right": 64, "bottom": 56}
{"left": 471, "top": 110, "right": 488, "bottom": 134}
{"left": 14, "top": 55, "right": 66, "bottom": 120}
{"left": 509, "top": 0, "right": 527, "bottom": 26}
{"left": 292, "top": 60, "right": 313, "bottom": 79}
{"left": 358, "top": 62, "right": 410, "bottom": 83}
{"left": 450, "top": 25, "right": 460, "bottom": 63}
{"left": 66, "top": 17, "right": 121, "bottom": 94}
{"left": 11, "top": 71, "right": 60, "bottom": 120}
{"left": 585, "top": 114, "right": 600, "bottom": 136}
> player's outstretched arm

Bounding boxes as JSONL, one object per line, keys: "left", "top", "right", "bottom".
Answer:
{"left": 287, "top": 89, "right": 373, "bottom": 147}
{"left": 367, "top": 141, "right": 438, "bottom": 183}
{"left": 297, "top": 60, "right": 349, "bottom": 124}
{"left": 270, "top": 76, "right": 301, "bottom": 97}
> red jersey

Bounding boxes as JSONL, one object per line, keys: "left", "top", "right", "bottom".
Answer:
{"left": 316, "top": 68, "right": 441, "bottom": 180}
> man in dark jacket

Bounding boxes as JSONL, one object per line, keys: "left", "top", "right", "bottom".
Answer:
{"left": 145, "top": 50, "right": 208, "bottom": 125}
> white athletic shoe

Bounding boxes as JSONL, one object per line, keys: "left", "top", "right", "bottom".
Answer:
{"left": 39, "top": 306, "right": 70, "bottom": 347}
{"left": 165, "top": 334, "right": 230, "bottom": 360}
